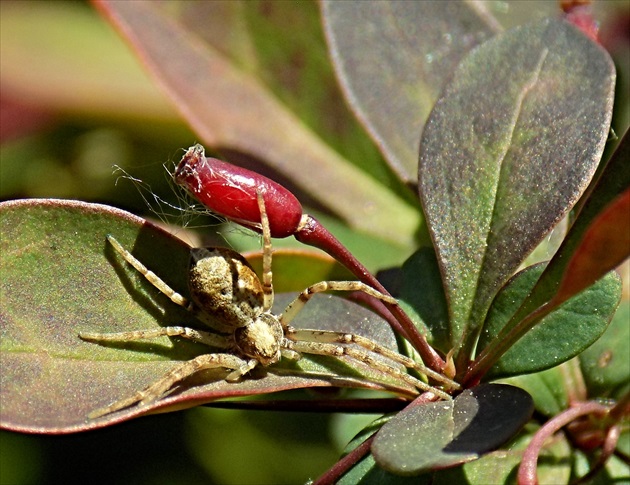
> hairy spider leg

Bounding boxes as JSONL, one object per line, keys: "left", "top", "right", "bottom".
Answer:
{"left": 80, "top": 326, "right": 229, "bottom": 348}
{"left": 257, "top": 190, "right": 274, "bottom": 312}
{"left": 287, "top": 339, "right": 452, "bottom": 400}
{"left": 279, "top": 280, "right": 397, "bottom": 326}
{"left": 287, "top": 328, "right": 460, "bottom": 390}
{"left": 101, "top": 235, "right": 233, "bottom": 333}
{"left": 278, "top": 284, "right": 459, "bottom": 396}
{"left": 88, "top": 354, "right": 257, "bottom": 419}
{"left": 106, "top": 235, "right": 190, "bottom": 309}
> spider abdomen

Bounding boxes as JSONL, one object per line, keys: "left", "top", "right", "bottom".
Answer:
{"left": 189, "top": 247, "right": 264, "bottom": 328}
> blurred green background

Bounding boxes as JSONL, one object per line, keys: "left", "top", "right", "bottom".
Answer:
{"left": 1, "top": 1, "right": 628, "bottom": 484}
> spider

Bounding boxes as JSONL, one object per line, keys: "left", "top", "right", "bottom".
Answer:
{"left": 80, "top": 192, "right": 458, "bottom": 419}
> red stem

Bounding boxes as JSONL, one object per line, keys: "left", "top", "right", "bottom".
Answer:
{"left": 312, "top": 433, "right": 376, "bottom": 485}
{"left": 295, "top": 214, "right": 445, "bottom": 373}
{"left": 518, "top": 401, "right": 610, "bottom": 485}
{"left": 571, "top": 425, "right": 621, "bottom": 485}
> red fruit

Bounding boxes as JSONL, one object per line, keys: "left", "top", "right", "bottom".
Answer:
{"left": 174, "top": 145, "right": 304, "bottom": 238}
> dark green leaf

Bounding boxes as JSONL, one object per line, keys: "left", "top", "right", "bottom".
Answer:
{"left": 465, "top": 131, "right": 628, "bottom": 384}
{"left": 480, "top": 264, "right": 621, "bottom": 378}
{"left": 371, "top": 384, "right": 533, "bottom": 475}
{"left": 433, "top": 422, "right": 572, "bottom": 484}
{"left": 0, "top": 200, "right": 414, "bottom": 433}
{"left": 322, "top": 0, "right": 499, "bottom": 183}
{"left": 417, "top": 18, "right": 615, "bottom": 360}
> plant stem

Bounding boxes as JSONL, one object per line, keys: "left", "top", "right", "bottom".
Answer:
{"left": 295, "top": 214, "right": 446, "bottom": 373}
{"left": 312, "top": 433, "right": 376, "bottom": 485}
{"left": 464, "top": 301, "right": 552, "bottom": 386}
{"left": 518, "top": 401, "right": 610, "bottom": 485}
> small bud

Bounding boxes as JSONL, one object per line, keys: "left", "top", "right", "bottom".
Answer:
{"left": 174, "top": 145, "right": 303, "bottom": 238}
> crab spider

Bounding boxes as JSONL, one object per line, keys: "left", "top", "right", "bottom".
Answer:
{"left": 80, "top": 192, "right": 458, "bottom": 418}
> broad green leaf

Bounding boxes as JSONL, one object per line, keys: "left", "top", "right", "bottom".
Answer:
{"left": 580, "top": 300, "right": 630, "bottom": 399}
{"left": 322, "top": 0, "right": 499, "bottom": 183}
{"left": 371, "top": 384, "right": 533, "bottom": 475}
{"left": 95, "top": 0, "right": 421, "bottom": 245}
{"left": 418, "top": 18, "right": 615, "bottom": 360}
{"left": 468, "top": 130, "right": 628, "bottom": 383}
{"left": 0, "top": 200, "right": 416, "bottom": 433}
{"left": 480, "top": 264, "right": 621, "bottom": 378}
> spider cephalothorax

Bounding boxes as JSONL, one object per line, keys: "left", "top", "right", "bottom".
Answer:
{"left": 80, "top": 192, "right": 458, "bottom": 419}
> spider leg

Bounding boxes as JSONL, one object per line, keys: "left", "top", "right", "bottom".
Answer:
{"left": 287, "top": 328, "right": 460, "bottom": 390}
{"left": 79, "top": 326, "right": 230, "bottom": 348}
{"left": 107, "top": 235, "right": 191, "bottom": 310}
{"left": 107, "top": 235, "right": 233, "bottom": 333}
{"left": 256, "top": 190, "right": 274, "bottom": 312}
{"left": 88, "top": 354, "right": 256, "bottom": 419}
{"left": 279, "top": 281, "right": 397, "bottom": 326}
{"left": 287, "top": 340, "right": 452, "bottom": 401}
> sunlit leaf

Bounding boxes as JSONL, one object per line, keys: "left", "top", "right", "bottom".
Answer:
{"left": 0, "top": 200, "right": 415, "bottom": 433}
{"left": 94, "top": 0, "right": 420, "bottom": 246}
{"left": 499, "top": 365, "right": 570, "bottom": 417}
{"left": 371, "top": 384, "right": 533, "bottom": 475}
{"left": 417, "top": 18, "right": 615, "bottom": 360}
{"left": 467, "top": 130, "right": 628, "bottom": 383}
{"left": 322, "top": 0, "right": 499, "bottom": 183}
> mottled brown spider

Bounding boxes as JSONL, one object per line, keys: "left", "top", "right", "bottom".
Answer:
{"left": 80, "top": 192, "right": 458, "bottom": 418}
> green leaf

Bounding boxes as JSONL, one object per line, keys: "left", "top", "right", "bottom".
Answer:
{"left": 94, "top": 0, "right": 421, "bottom": 246}
{"left": 465, "top": 131, "right": 629, "bottom": 384}
{"left": 338, "top": 453, "right": 428, "bottom": 485}
{"left": 480, "top": 264, "right": 621, "bottom": 378}
{"left": 371, "top": 384, "right": 533, "bottom": 475}
{"left": 417, "top": 18, "right": 615, "bottom": 359}
{"left": 0, "top": 200, "right": 415, "bottom": 433}
{"left": 322, "top": 0, "right": 499, "bottom": 183}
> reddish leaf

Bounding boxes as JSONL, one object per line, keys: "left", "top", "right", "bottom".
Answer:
{"left": 0, "top": 200, "right": 414, "bottom": 433}
{"left": 556, "top": 188, "right": 630, "bottom": 303}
